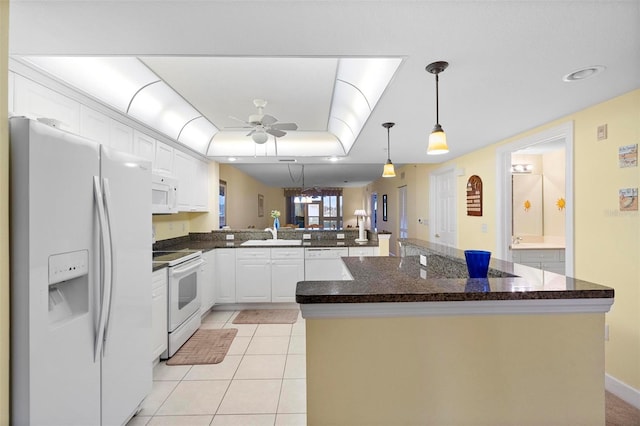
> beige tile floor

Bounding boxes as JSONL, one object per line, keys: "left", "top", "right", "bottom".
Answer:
{"left": 127, "top": 309, "right": 307, "bottom": 426}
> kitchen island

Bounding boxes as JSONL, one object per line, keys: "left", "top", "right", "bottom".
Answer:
{"left": 296, "top": 241, "right": 614, "bottom": 426}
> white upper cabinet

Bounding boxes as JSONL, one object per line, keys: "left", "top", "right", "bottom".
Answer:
{"left": 173, "top": 150, "right": 209, "bottom": 212}
{"left": 133, "top": 130, "right": 156, "bottom": 163}
{"left": 80, "top": 105, "right": 110, "bottom": 144}
{"left": 108, "top": 120, "right": 134, "bottom": 154}
{"left": 13, "top": 74, "right": 80, "bottom": 134}
{"left": 80, "top": 106, "right": 134, "bottom": 154}
{"left": 154, "top": 142, "right": 174, "bottom": 176}
{"left": 193, "top": 160, "right": 210, "bottom": 211}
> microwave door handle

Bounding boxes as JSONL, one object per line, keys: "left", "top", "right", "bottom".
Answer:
{"left": 101, "top": 178, "right": 116, "bottom": 356}
{"left": 93, "top": 176, "right": 112, "bottom": 362}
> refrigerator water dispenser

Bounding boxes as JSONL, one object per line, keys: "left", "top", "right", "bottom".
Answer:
{"left": 48, "top": 250, "right": 89, "bottom": 324}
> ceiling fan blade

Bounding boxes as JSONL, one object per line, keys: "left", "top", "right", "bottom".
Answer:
{"left": 267, "top": 129, "right": 286, "bottom": 138}
{"left": 261, "top": 114, "right": 278, "bottom": 126}
{"left": 271, "top": 122, "right": 298, "bottom": 131}
{"left": 246, "top": 129, "right": 256, "bottom": 137}
{"left": 229, "top": 115, "right": 250, "bottom": 125}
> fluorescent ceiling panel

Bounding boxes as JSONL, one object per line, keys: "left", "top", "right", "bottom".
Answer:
{"left": 22, "top": 56, "right": 159, "bottom": 112}
{"left": 128, "top": 81, "right": 202, "bottom": 141}
{"left": 328, "top": 57, "right": 402, "bottom": 154}
{"left": 207, "top": 132, "right": 343, "bottom": 157}
{"left": 178, "top": 117, "right": 218, "bottom": 154}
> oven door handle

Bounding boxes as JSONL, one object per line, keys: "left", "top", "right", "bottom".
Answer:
{"left": 171, "top": 259, "right": 204, "bottom": 278}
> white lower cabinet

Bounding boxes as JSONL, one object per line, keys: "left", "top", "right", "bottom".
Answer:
{"left": 271, "top": 248, "right": 305, "bottom": 303}
{"left": 511, "top": 249, "right": 565, "bottom": 274}
{"left": 236, "top": 248, "right": 272, "bottom": 303}
{"left": 151, "top": 268, "right": 168, "bottom": 362}
{"left": 348, "top": 246, "right": 376, "bottom": 257}
{"left": 200, "top": 250, "right": 216, "bottom": 316}
{"left": 214, "top": 249, "right": 236, "bottom": 304}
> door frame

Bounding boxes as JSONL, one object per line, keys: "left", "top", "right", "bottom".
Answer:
{"left": 429, "top": 165, "right": 458, "bottom": 246}
{"left": 495, "top": 121, "right": 574, "bottom": 275}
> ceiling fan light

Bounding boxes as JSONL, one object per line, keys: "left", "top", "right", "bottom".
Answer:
{"left": 427, "top": 124, "right": 449, "bottom": 155}
{"left": 382, "top": 160, "right": 396, "bottom": 177}
{"left": 252, "top": 131, "right": 269, "bottom": 144}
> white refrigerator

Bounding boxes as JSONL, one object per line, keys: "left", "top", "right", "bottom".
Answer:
{"left": 10, "top": 117, "right": 152, "bottom": 425}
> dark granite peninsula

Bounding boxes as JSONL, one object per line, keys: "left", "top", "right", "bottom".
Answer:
{"left": 297, "top": 239, "right": 614, "bottom": 426}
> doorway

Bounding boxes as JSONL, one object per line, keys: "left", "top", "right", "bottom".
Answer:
{"left": 429, "top": 166, "right": 457, "bottom": 247}
{"left": 399, "top": 186, "right": 408, "bottom": 238}
{"left": 370, "top": 193, "right": 378, "bottom": 232}
{"left": 496, "top": 122, "right": 574, "bottom": 275}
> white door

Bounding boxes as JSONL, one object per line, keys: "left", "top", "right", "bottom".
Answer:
{"left": 431, "top": 168, "right": 457, "bottom": 247}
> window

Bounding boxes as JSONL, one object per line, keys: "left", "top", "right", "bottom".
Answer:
{"left": 286, "top": 194, "right": 343, "bottom": 229}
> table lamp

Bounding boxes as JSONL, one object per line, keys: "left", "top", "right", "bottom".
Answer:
{"left": 354, "top": 209, "right": 368, "bottom": 242}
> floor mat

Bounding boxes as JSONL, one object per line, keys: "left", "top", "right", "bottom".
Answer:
{"left": 166, "top": 328, "right": 238, "bottom": 365}
{"left": 232, "top": 309, "right": 299, "bottom": 324}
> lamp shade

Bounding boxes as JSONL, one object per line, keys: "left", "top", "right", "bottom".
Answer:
{"left": 427, "top": 124, "right": 449, "bottom": 155}
{"left": 382, "top": 160, "right": 396, "bottom": 177}
{"left": 354, "top": 209, "right": 367, "bottom": 217}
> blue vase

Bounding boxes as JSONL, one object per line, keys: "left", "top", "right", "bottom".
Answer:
{"left": 274, "top": 217, "right": 280, "bottom": 230}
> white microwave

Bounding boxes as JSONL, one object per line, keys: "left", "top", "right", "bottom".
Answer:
{"left": 152, "top": 173, "right": 178, "bottom": 214}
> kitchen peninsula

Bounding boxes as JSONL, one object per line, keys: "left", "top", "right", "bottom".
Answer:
{"left": 296, "top": 239, "right": 614, "bottom": 426}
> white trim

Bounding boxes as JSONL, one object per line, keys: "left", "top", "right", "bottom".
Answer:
{"left": 496, "top": 122, "right": 574, "bottom": 276}
{"left": 429, "top": 165, "right": 457, "bottom": 247}
{"left": 605, "top": 373, "right": 640, "bottom": 409}
{"left": 301, "top": 298, "right": 613, "bottom": 319}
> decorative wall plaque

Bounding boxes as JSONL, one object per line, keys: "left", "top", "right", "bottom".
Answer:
{"left": 466, "top": 175, "right": 483, "bottom": 216}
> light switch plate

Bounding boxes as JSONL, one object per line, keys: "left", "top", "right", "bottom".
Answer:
{"left": 303, "top": 234, "right": 311, "bottom": 240}
{"left": 337, "top": 233, "right": 345, "bottom": 239}
{"left": 419, "top": 254, "right": 427, "bottom": 266}
{"left": 226, "top": 234, "right": 234, "bottom": 240}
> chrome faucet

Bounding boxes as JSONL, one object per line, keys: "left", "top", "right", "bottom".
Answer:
{"left": 265, "top": 227, "right": 277, "bottom": 240}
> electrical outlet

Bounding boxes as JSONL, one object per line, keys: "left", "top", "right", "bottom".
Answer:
{"left": 481, "top": 223, "right": 488, "bottom": 233}
{"left": 226, "top": 234, "right": 234, "bottom": 240}
{"left": 419, "top": 254, "right": 427, "bottom": 266}
{"left": 303, "top": 234, "right": 311, "bottom": 240}
{"left": 604, "top": 324, "right": 609, "bottom": 341}
{"left": 337, "top": 233, "right": 345, "bottom": 239}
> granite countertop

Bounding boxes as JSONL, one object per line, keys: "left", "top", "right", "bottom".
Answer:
{"left": 151, "top": 236, "right": 379, "bottom": 271}
{"left": 295, "top": 240, "right": 614, "bottom": 304}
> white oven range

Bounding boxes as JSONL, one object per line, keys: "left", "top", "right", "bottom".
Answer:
{"left": 153, "top": 249, "right": 203, "bottom": 358}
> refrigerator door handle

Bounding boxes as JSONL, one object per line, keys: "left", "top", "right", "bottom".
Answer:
{"left": 101, "top": 177, "right": 117, "bottom": 355}
{"left": 93, "top": 176, "right": 113, "bottom": 362}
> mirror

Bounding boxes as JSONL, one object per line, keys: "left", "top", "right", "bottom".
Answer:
{"left": 511, "top": 141, "right": 566, "bottom": 241}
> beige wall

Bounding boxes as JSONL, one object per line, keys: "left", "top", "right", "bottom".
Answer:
{"left": 1, "top": 1, "right": 9, "bottom": 422}
{"left": 369, "top": 89, "right": 640, "bottom": 392}
{"left": 342, "top": 186, "right": 367, "bottom": 229}
{"left": 219, "top": 164, "right": 285, "bottom": 230}
{"left": 307, "top": 314, "right": 606, "bottom": 425}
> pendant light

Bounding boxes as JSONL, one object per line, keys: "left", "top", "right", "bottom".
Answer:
{"left": 426, "top": 61, "right": 449, "bottom": 155}
{"left": 382, "top": 122, "right": 396, "bottom": 177}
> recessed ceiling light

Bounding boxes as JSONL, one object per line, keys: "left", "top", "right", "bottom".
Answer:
{"left": 228, "top": 157, "right": 237, "bottom": 162}
{"left": 562, "top": 65, "right": 605, "bottom": 82}
{"left": 327, "top": 156, "right": 341, "bottom": 162}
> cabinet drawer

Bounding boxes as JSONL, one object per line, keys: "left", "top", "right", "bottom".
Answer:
{"left": 349, "top": 246, "right": 375, "bottom": 257}
{"left": 512, "top": 249, "right": 561, "bottom": 263}
{"left": 271, "top": 248, "right": 303, "bottom": 259}
{"left": 236, "top": 248, "right": 270, "bottom": 259}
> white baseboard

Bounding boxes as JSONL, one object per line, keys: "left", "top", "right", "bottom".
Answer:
{"left": 606, "top": 373, "right": 640, "bottom": 409}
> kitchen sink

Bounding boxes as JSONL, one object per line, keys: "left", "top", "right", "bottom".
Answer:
{"left": 240, "top": 239, "right": 302, "bottom": 246}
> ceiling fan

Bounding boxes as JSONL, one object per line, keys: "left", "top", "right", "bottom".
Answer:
{"left": 229, "top": 99, "right": 298, "bottom": 144}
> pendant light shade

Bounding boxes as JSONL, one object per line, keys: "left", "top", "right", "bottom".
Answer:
{"left": 426, "top": 61, "right": 449, "bottom": 155}
{"left": 382, "top": 122, "right": 396, "bottom": 177}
